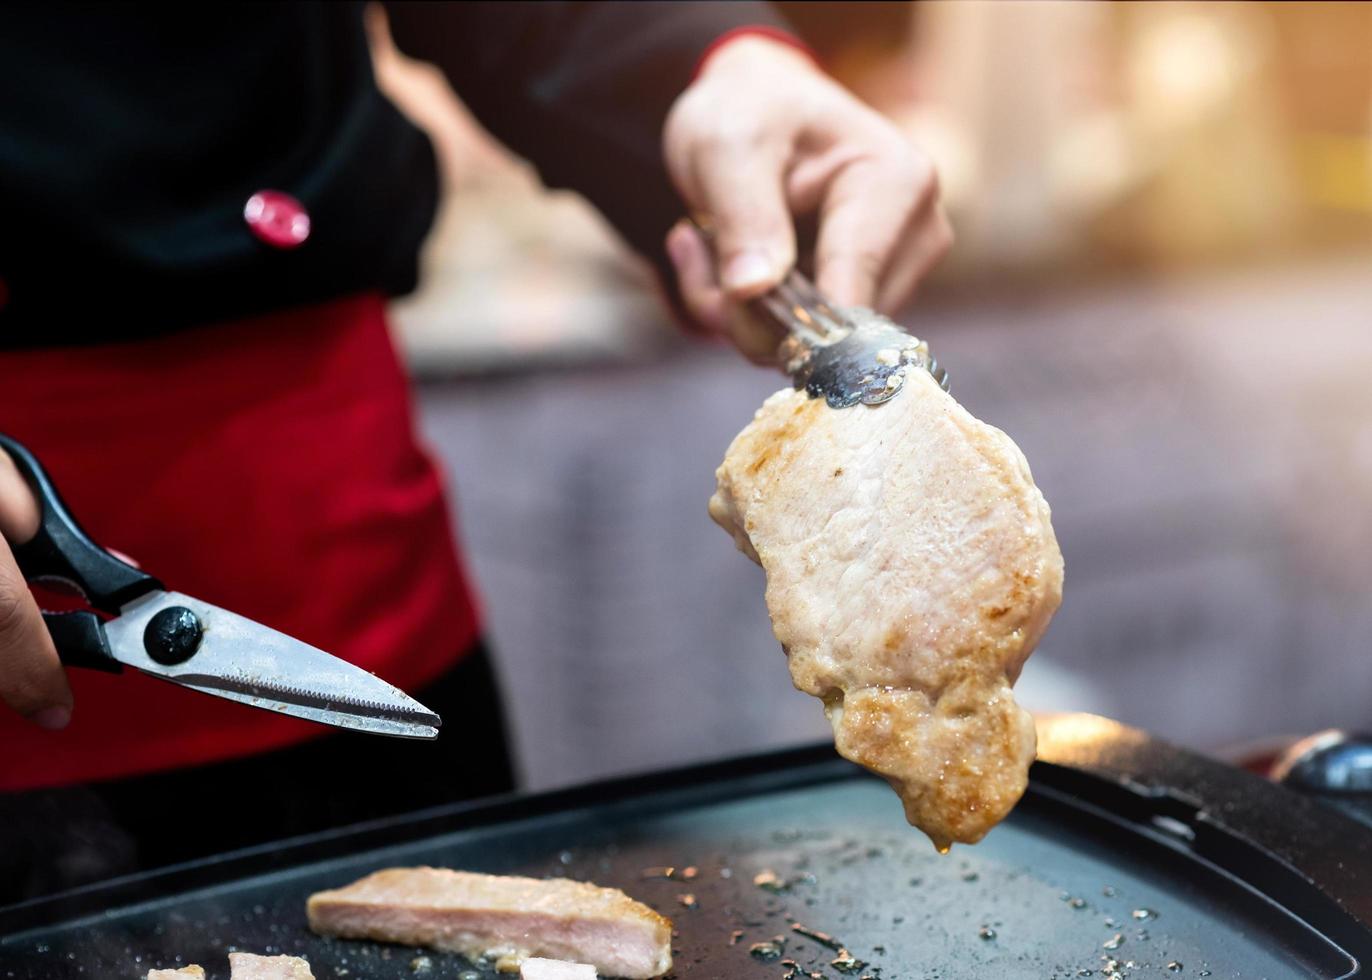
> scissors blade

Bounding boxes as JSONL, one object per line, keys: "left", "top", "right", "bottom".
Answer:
{"left": 103, "top": 591, "right": 441, "bottom": 739}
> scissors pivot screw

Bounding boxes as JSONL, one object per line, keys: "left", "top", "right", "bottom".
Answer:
{"left": 144, "top": 606, "right": 204, "bottom": 665}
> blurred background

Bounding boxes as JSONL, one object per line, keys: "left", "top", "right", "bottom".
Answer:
{"left": 372, "top": 1, "right": 1372, "bottom": 790}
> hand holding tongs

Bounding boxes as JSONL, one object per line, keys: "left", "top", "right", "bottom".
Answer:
{"left": 0, "top": 434, "right": 441, "bottom": 739}
{"left": 691, "top": 217, "right": 949, "bottom": 408}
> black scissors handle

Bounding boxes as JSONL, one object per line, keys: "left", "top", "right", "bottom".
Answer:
{"left": 0, "top": 433, "right": 163, "bottom": 672}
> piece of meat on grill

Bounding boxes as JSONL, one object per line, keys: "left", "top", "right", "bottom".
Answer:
{"left": 147, "top": 969, "right": 205, "bottom": 979}
{"left": 228, "top": 953, "right": 315, "bottom": 979}
{"left": 710, "top": 366, "right": 1063, "bottom": 850}
{"left": 307, "top": 867, "right": 672, "bottom": 979}
{"left": 521, "top": 958, "right": 598, "bottom": 979}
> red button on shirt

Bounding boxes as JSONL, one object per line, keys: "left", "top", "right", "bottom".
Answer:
{"left": 244, "top": 190, "right": 310, "bottom": 249}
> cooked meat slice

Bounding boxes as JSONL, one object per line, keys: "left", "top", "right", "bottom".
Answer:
{"left": 147, "top": 969, "right": 205, "bottom": 979}
{"left": 521, "top": 958, "right": 598, "bottom": 979}
{"left": 710, "top": 354, "right": 1063, "bottom": 850}
{"left": 307, "top": 867, "right": 671, "bottom": 979}
{"left": 228, "top": 952, "right": 315, "bottom": 979}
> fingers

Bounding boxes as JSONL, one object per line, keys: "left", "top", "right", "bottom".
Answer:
{"left": 667, "top": 221, "right": 786, "bottom": 365}
{"left": 0, "top": 537, "right": 71, "bottom": 729}
{"left": 664, "top": 38, "right": 810, "bottom": 302}
{"left": 697, "top": 149, "right": 794, "bottom": 299}
{"left": 663, "top": 33, "right": 951, "bottom": 348}
{"left": 0, "top": 447, "right": 72, "bottom": 729}
{"left": 814, "top": 144, "right": 943, "bottom": 309}
{"left": 666, "top": 221, "right": 728, "bottom": 334}
{"left": 667, "top": 125, "right": 794, "bottom": 300}
{"left": 874, "top": 203, "right": 955, "bottom": 315}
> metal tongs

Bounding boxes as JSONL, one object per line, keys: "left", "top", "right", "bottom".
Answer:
{"left": 759, "top": 267, "right": 950, "bottom": 408}
{"left": 694, "top": 219, "right": 949, "bottom": 408}
{"left": 0, "top": 434, "right": 441, "bottom": 739}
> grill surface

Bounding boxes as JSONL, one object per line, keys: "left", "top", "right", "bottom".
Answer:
{"left": 3, "top": 715, "right": 1370, "bottom": 979}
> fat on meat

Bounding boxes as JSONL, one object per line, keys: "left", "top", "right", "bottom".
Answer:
{"left": 521, "top": 958, "right": 598, "bottom": 979}
{"left": 710, "top": 340, "right": 1063, "bottom": 849}
{"left": 307, "top": 867, "right": 671, "bottom": 978}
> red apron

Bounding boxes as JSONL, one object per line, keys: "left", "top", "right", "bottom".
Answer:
{"left": 0, "top": 294, "right": 481, "bottom": 790}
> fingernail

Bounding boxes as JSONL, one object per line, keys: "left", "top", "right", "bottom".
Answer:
{"left": 31, "top": 705, "right": 71, "bottom": 731}
{"left": 723, "top": 250, "right": 775, "bottom": 293}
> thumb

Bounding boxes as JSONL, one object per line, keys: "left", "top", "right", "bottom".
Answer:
{"left": 685, "top": 142, "right": 795, "bottom": 301}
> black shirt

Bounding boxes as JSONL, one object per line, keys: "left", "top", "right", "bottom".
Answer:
{"left": 0, "top": 1, "right": 783, "bottom": 347}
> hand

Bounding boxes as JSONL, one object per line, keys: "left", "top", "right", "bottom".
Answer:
{"left": 0, "top": 448, "right": 71, "bottom": 730}
{"left": 663, "top": 35, "right": 952, "bottom": 364}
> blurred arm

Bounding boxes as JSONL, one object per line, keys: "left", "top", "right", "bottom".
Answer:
{"left": 382, "top": 0, "right": 790, "bottom": 267}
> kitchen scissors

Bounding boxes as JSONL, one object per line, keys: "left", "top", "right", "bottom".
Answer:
{"left": 0, "top": 433, "right": 441, "bottom": 739}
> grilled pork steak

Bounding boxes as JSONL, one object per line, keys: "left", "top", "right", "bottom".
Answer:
{"left": 711, "top": 362, "right": 1063, "bottom": 849}
{"left": 307, "top": 867, "right": 672, "bottom": 978}
{"left": 227, "top": 953, "right": 315, "bottom": 979}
